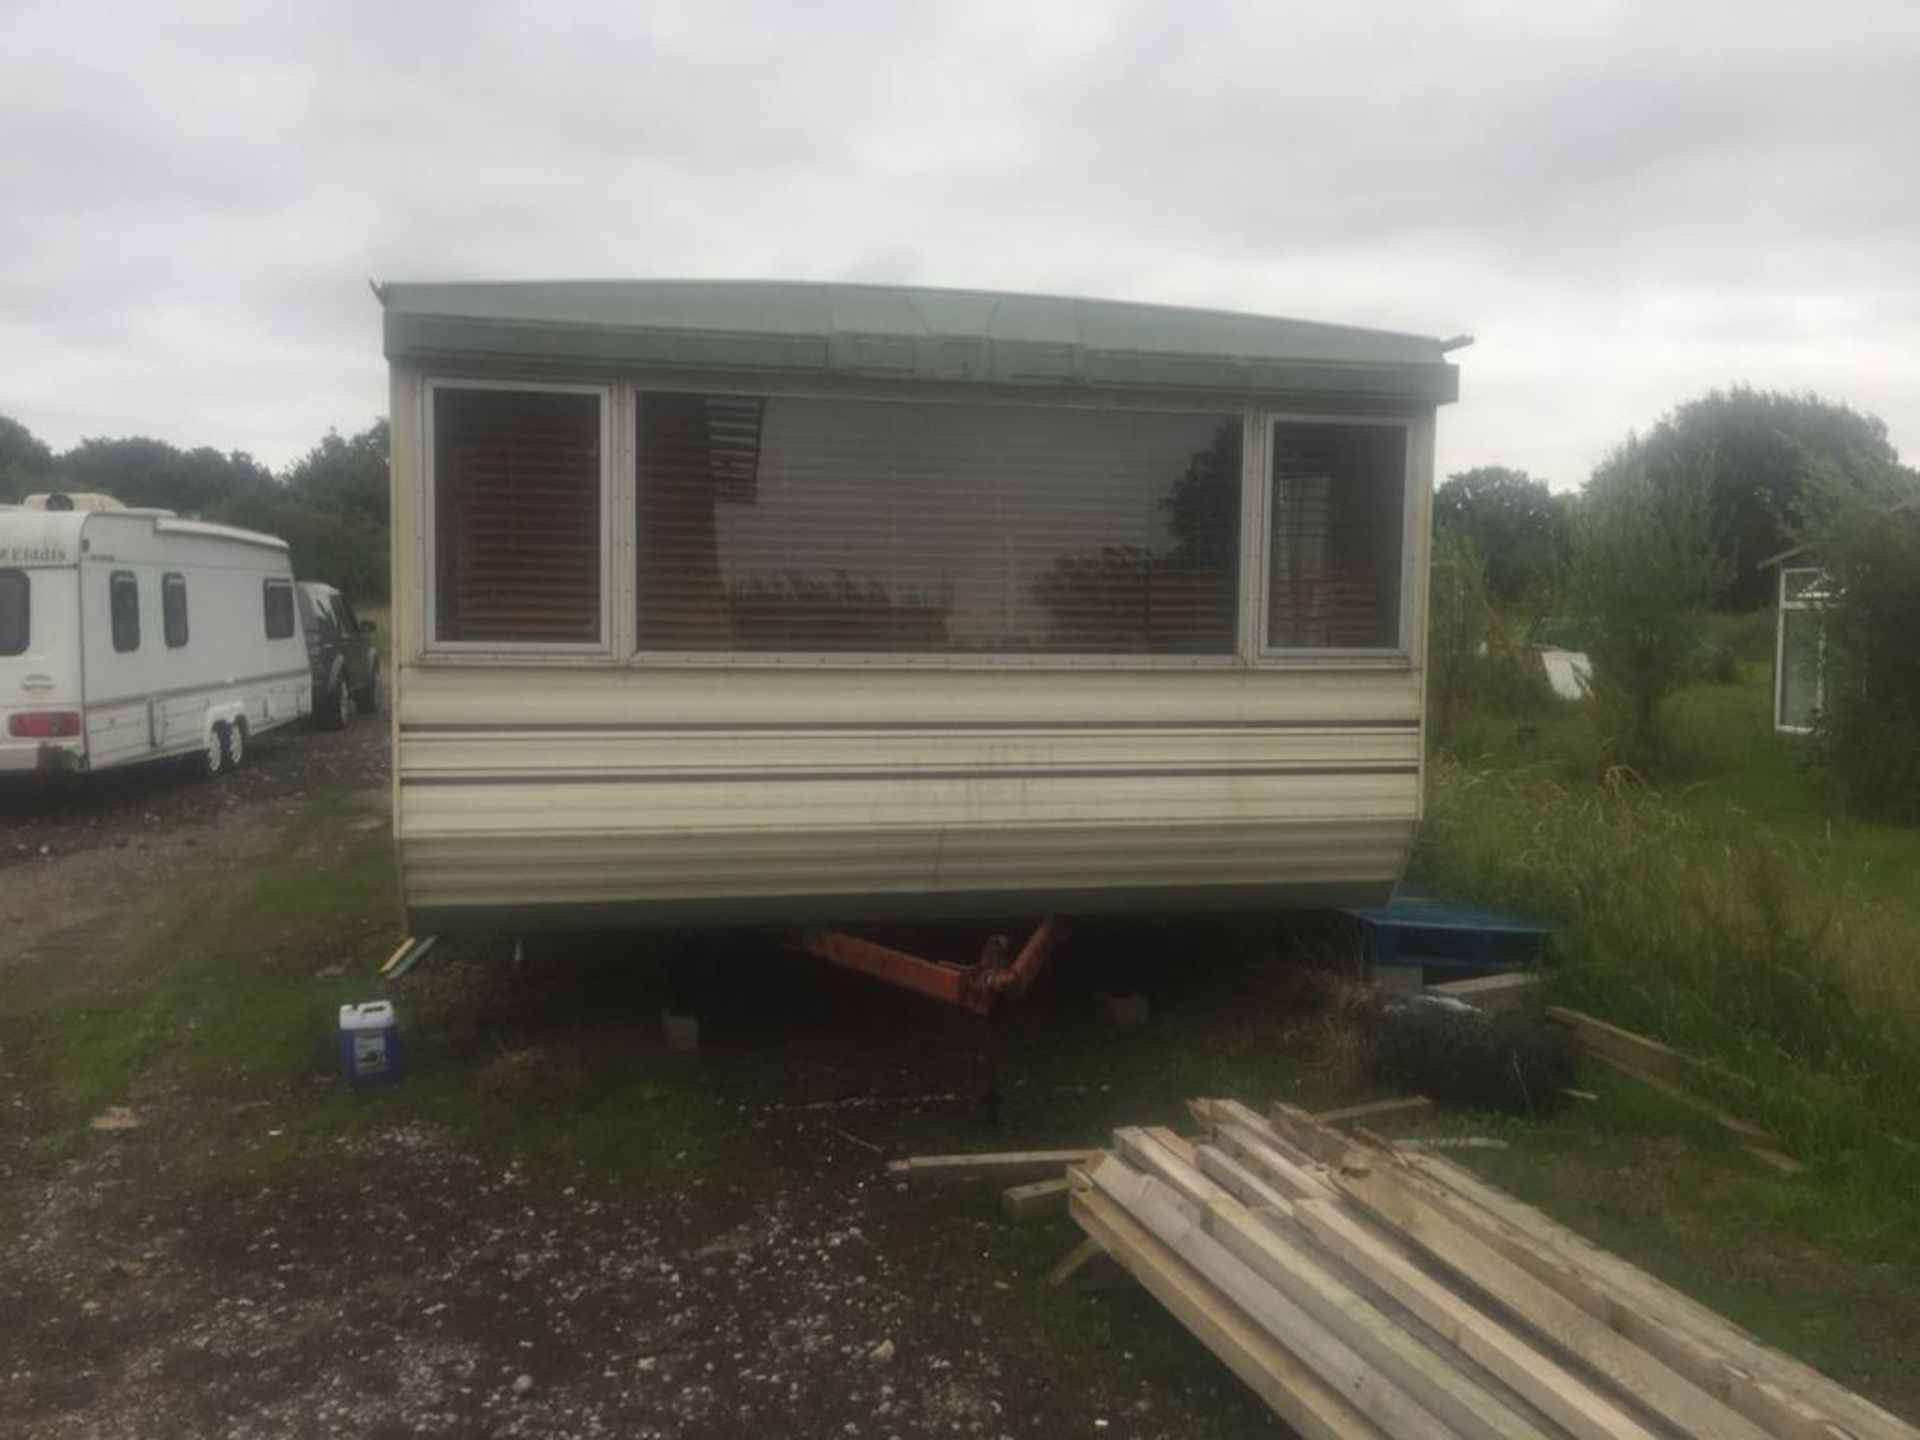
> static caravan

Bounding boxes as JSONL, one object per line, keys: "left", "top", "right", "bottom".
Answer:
{"left": 0, "top": 494, "right": 312, "bottom": 777}
{"left": 381, "top": 281, "right": 1459, "bottom": 933}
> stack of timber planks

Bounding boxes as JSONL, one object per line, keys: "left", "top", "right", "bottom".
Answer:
{"left": 1065, "top": 1099, "right": 1916, "bottom": 1440}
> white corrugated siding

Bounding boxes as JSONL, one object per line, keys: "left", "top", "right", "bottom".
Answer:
{"left": 394, "top": 664, "right": 1421, "bottom": 926}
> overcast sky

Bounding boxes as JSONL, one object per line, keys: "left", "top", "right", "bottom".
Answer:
{"left": 3, "top": 0, "right": 1915, "bottom": 489}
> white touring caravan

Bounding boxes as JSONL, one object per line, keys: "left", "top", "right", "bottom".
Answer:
{"left": 0, "top": 493, "right": 312, "bottom": 777}
{"left": 381, "top": 280, "right": 1459, "bottom": 934}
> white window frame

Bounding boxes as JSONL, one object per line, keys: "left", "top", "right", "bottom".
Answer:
{"left": 626, "top": 382, "right": 1255, "bottom": 670}
{"left": 1257, "top": 412, "right": 1417, "bottom": 661}
{"left": 1773, "top": 564, "right": 1828, "bottom": 735}
{"left": 422, "top": 377, "right": 615, "bottom": 658}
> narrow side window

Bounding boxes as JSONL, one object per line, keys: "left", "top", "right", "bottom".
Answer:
{"left": 0, "top": 570, "right": 27, "bottom": 657}
{"left": 431, "top": 384, "right": 606, "bottom": 645}
{"left": 1266, "top": 421, "right": 1408, "bottom": 651}
{"left": 263, "top": 578, "right": 296, "bottom": 640}
{"left": 162, "top": 573, "right": 189, "bottom": 648}
{"left": 110, "top": 571, "right": 141, "bottom": 653}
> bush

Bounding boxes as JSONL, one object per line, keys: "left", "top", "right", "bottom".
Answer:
{"left": 1803, "top": 481, "right": 1920, "bottom": 823}
{"left": 1414, "top": 761, "right": 1920, "bottom": 1186}
{"left": 1568, "top": 448, "right": 1726, "bottom": 772}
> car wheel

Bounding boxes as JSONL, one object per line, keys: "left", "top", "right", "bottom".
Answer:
{"left": 204, "top": 724, "right": 227, "bottom": 777}
{"left": 224, "top": 719, "right": 247, "bottom": 768}
{"left": 352, "top": 659, "right": 379, "bottom": 715}
{"left": 317, "top": 679, "right": 350, "bottom": 731}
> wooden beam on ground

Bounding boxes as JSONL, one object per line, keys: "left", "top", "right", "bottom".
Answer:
{"left": 1427, "top": 972, "right": 1542, "bottom": 1009}
{"left": 1045, "top": 1234, "right": 1132, "bottom": 1291}
{"left": 1068, "top": 1187, "right": 1384, "bottom": 1440}
{"left": 1312, "top": 1095, "right": 1433, "bottom": 1127}
{"left": 1086, "top": 1158, "right": 1457, "bottom": 1440}
{"left": 1002, "top": 1175, "right": 1071, "bottom": 1220}
{"left": 1209, "top": 1120, "right": 1339, "bottom": 1200}
{"left": 1194, "top": 1143, "right": 1302, "bottom": 1215}
{"left": 884, "top": 1149, "right": 1099, "bottom": 1184}
{"left": 1587, "top": 1050, "right": 1782, "bottom": 1144}
{"left": 1113, "top": 1128, "right": 1235, "bottom": 1208}
{"left": 1332, "top": 1164, "right": 1777, "bottom": 1440}
{"left": 1405, "top": 1153, "right": 1914, "bottom": 1440}
{"left": 1287, "top": 1197, "right": 1662, "bottom": 1440}
{"left": 1264, "top": 1101, "right": 1381, "bottom": 1169}
{"left": 1191, "top": 1194, "right": 1556, "bottom": 1440}
{"left": 1546, "top": 1005, "right": 1721, "bottom": 1087}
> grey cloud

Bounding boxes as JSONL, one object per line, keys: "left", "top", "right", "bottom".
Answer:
{"left": 1, "top": 0, "right": 1915, "bottom": 487}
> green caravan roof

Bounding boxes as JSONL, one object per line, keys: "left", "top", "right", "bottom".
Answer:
{"left": 379, "top": 280, "right": 1460, "bottom": 405}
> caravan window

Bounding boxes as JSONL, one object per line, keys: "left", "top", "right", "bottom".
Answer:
{"left": 263, "top": 578, "right": 295, "bottom": 639}
{"left": 162, "top": 573, "right": 189, "bottom": 648}
{"left": 110, "top": 571, "right": 140, "bottom": 652}
{"left": 634, "top": 393, "right": 1243, "bottom": 655}
{"left": 431, "top": 384, "right": 607, "bottom": 646}
{"left": 1265, "top": 421, "right": 1408, "bottom": 651}
{"left": 0, "top": 570, "right": 25, "bottom": 656}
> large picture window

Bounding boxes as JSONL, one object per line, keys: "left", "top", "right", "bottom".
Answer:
{"left": 432, "top": 385, "right": 606, "bottom": 646}
{"left": 1266, "top": 421, "right": 1407, "bottom": 650}
{"left": 0, "top": 570, "right": 25, "bottom": 657}
{"left": 635, "top": 393, "right": 1242, "bottom": 655}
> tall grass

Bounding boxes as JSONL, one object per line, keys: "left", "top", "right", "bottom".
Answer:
{"left": 1415, "top": 760, "right": 1920, "bottom": 1214}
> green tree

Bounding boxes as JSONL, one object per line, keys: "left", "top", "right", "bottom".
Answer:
{"left": 56, "top": 436, "right": 276, "bottom": 514}
{"left": 0, "top": 412, "right": 55, "bottom": 503}
{"left": 1801, "top": 475, "right": 1920, "bottom": 822}
{"left": 1635, "top": 389, "right": 1903, "bottom": 610}
{"left": 1433, "top": 466, "right": 1568, "bottom": 605}
{"left": 1569, "top": 445, "right": 1726, "bottom": 772}
{"left": 285, "top": 419, "right": 389, "bottom": 530}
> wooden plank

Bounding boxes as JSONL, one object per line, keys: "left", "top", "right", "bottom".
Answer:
{"left": 1587, "top": 1051, "right": 1781, "bottom": 1145}
{"left": 1313, "top": 1096, "right": 1434, "bottom": 1127}
{"left": 1069, "top": 1187, "right": 1388, "bottom": 1440}
{"left": 1265, "top": 1101, "right": 1381, "bottom": 1168}
{"left": 1402, "top": 1137, "right": 1509, "bottom": 1152}
{"left": 1210, "top": 1120, "right": 1340, "bottom": 1200}
{"left": 1547, "top": 1005, "right": 1715, "bottom": 1086}
{"left": 1002, "top": 1176, "right": 1071, "bottom": 1220}
{"left": 1188, "top": 1193, "right": 1556, "bottom": 1440}
{"left": 1332, "top": 1164, "right": 1778, "bottom": 1440}
{"left": 1427, "top": 972, "right": 1542, "bottom": 1009}
{"left": 1287, "top": 1197, "right": 1662, "bottom": 1440}
{"left": 885, "top": 1149, "right": 1099, "bottom": 1184}
{"left": 1046, "top": 1234, "right": 1132, "bottom": 1291}
{"left": 1194, "top": 1144, "right": 1303, "bottom": 1215}
{"left": 1086, "top": 1159, "right": 1454, "bottom": 1440}
{"left": 1406, "top": 1153, "right": 1914, "bottom": 1440}
{"left": 1113, "top": 1128, "right": 1236, "bottom": 1206}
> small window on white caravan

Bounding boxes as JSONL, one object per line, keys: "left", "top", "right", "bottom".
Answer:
{"left": 1266, "top": 421, "right": 1408, "bottom": 651}
{"left": 162, "top": 573, "right": 189, "bottom": 648}
{"left": 263, "top": 578, "right": 296, "bottom": 640}
{"left": 431, "top": 385, "right": 606, "bottom": 645}
{"left": 634, "top": 393, "right": 1243, "bottom": 655}
{"left": 110, "top": 571, "right": 140, "bottom": 652}
{"left": 0, "top": 570, "right": 25, "bottom": 656}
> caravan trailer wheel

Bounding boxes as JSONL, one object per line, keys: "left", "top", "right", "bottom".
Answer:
{"left": 204, "top": 724, "right": 227, "bottom": 777}
{"left": 224, "top": 719, "right": 246, "bottom": 768}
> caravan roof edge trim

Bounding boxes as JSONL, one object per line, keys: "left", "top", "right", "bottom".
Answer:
{"left": 381, "top": 281, "right": 1460, "bottom": 405}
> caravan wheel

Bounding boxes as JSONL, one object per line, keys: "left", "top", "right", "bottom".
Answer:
{"left": 224, "top": 719, "right": 247, "bottom": 768}
{"left": 204, "top": 724, "right": 227, "bottom": 777}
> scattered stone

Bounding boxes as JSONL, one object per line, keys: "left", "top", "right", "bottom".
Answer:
{"left": 511, "top": 1373, "right": 534, "bottom": 1396}
{"left": 867, "top": 1339, "right": 894, "bottom": 1365}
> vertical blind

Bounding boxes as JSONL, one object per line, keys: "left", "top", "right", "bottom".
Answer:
{"left": 636, "top": 393, "right": 1243, "bottom": 654}
{"left": 1267, "top": 422, "right": 1406, "bottom": 649}
{"left": 433, "top": 387, "right": 603, "bottom": 644}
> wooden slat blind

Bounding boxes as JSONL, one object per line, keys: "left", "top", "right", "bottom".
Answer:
{"left": 1267, "top": 422, "right": 1405, "bottom": 649}
{"left": 433, "top": 387, "right": 603, "bottom": 644}
{"left": 636, "top": 393, "right": 1242, "bottom": 655}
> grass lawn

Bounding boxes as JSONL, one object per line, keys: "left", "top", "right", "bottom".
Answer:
{"left": 8, "top": 658, "right": 1919, "bottom": 1425}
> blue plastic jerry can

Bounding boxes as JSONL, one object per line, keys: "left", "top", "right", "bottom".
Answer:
{"left": 338, "top": 1001, "right": 403, "bottom": 1086}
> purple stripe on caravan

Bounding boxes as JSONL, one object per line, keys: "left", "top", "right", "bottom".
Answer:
{"left": 399, "top": 717, "right": 1419, "bottom": 735}
{"left": 402, "top": 762, "right": 1421, "bottom": 788}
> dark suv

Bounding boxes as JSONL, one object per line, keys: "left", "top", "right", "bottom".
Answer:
{"left": 297, "top": 582, "right": 380, "bottom": 729}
